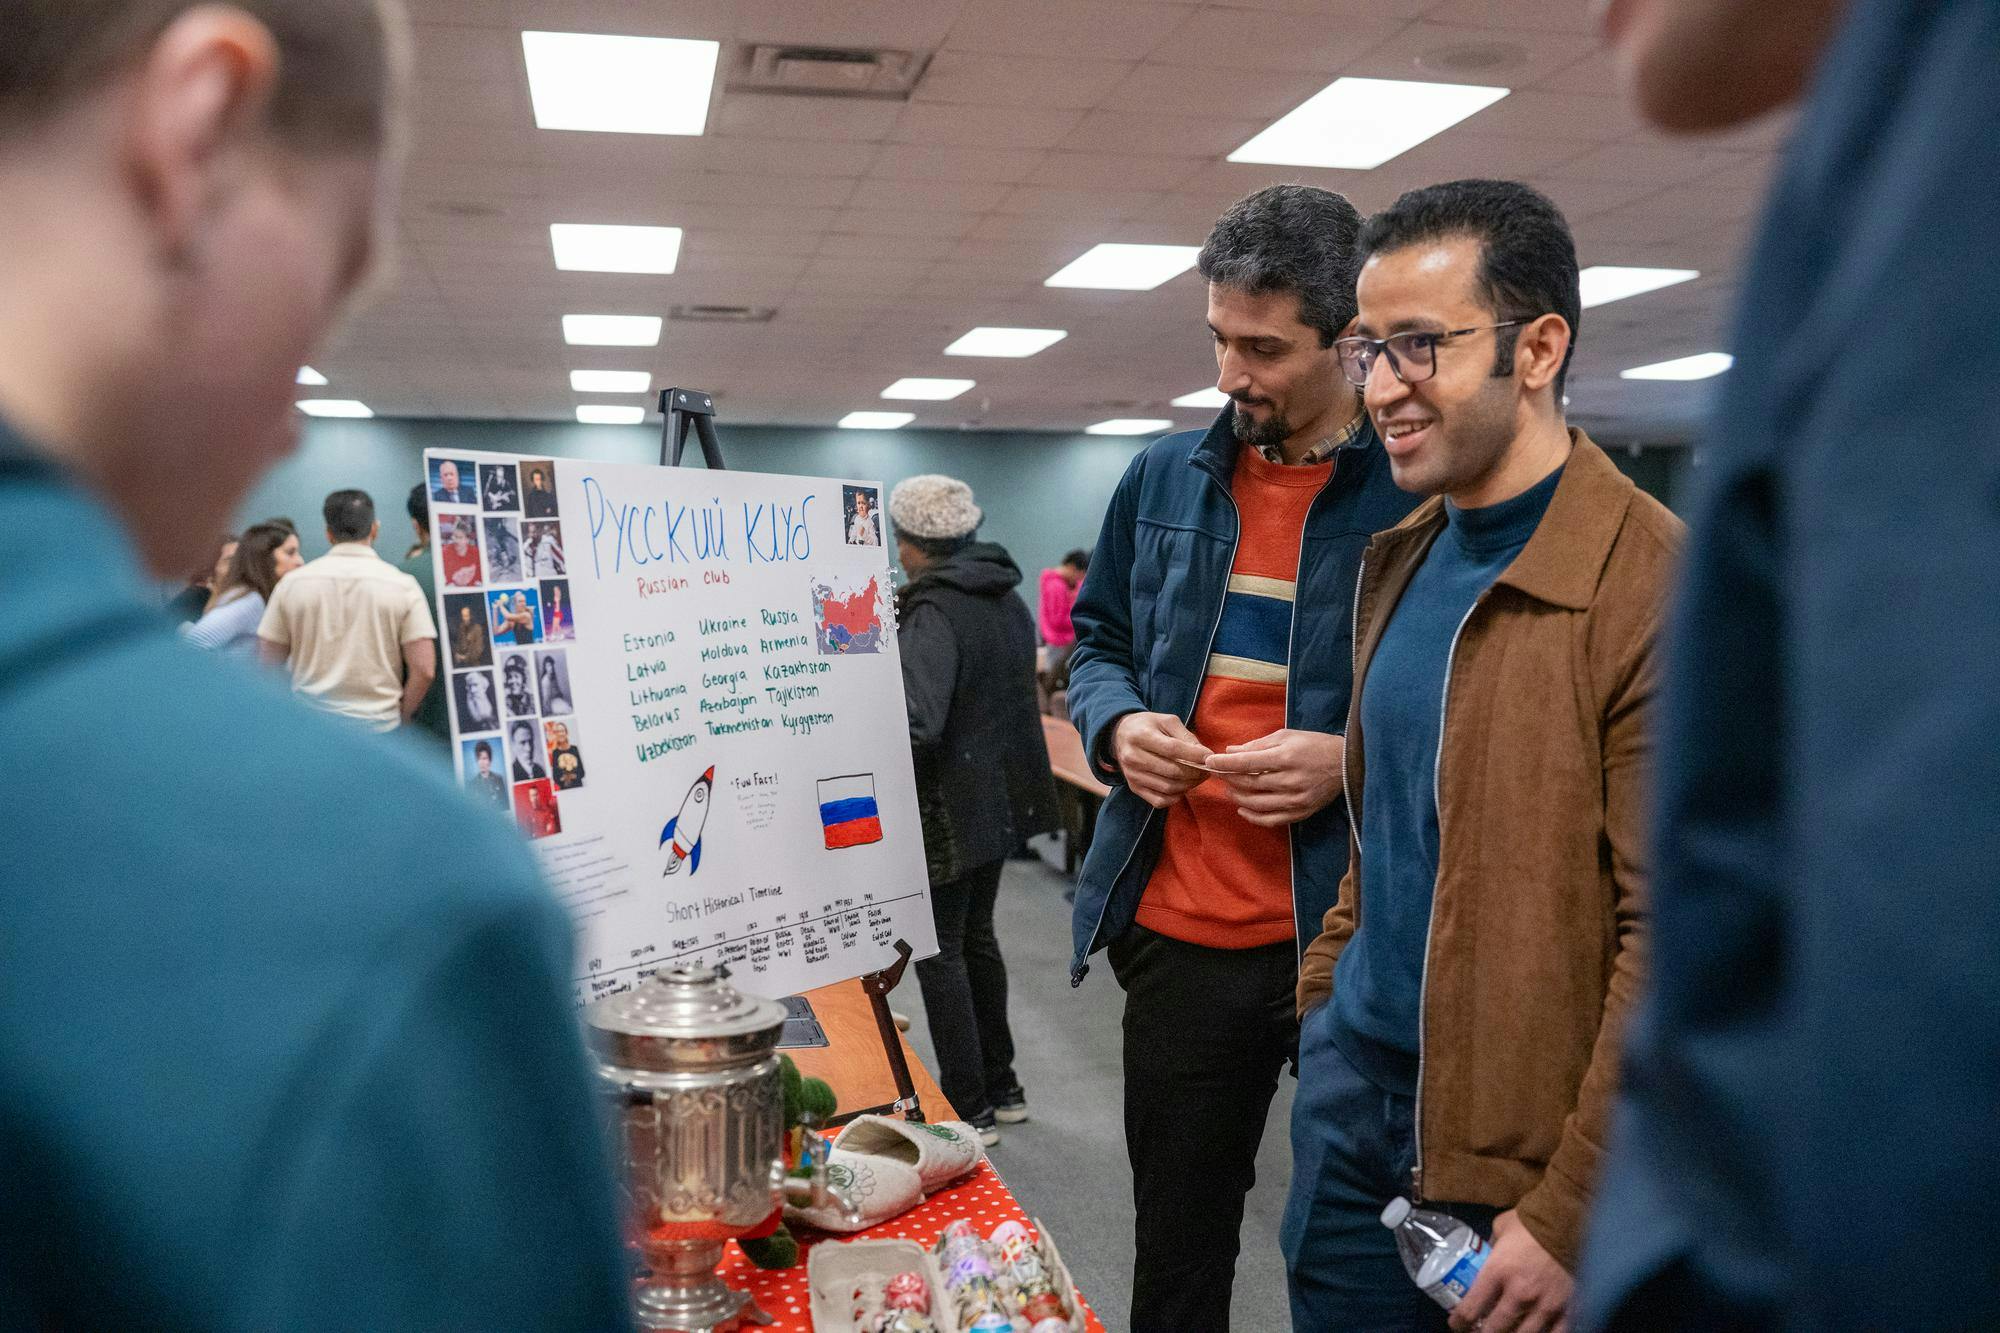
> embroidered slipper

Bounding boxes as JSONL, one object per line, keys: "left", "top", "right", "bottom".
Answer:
{"left": 784, "top": 1152, "right": 923, "bottom": 1233}
{"left": 833, "top": 1115, "right": 985, "bottom": 1193}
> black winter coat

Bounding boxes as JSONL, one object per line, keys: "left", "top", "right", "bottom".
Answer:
{"left": 896, "top": 543, "right": 1060, "bottom": 884}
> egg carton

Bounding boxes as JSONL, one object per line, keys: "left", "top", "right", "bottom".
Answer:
{"left": 806, "top": 1221, "right": 1089, "bottom": 1333}
{"left": 807, "top": 1237, "right": 963, "bottom": 1333}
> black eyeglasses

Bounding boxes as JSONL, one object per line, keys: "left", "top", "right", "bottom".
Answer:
{"left": 1334, "top": 321, "right": 1528, "bottom": 387}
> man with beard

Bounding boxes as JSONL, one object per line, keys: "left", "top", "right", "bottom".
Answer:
{"left": 1066, "top": 184, "right": 1418, "bottom": 1329}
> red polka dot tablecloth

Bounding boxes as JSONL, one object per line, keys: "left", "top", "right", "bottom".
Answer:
{"left": 717, "top": 1156, "right": 1106, "bottom": 1331}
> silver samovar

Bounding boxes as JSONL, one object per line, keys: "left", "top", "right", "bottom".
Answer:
{"left": 586, "top": 966, "right": 850, "bottom": 1333}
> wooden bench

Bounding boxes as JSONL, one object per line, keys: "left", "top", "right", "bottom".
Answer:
{"left": 1042, "top": 713, "right": 1109, "bottom": 874}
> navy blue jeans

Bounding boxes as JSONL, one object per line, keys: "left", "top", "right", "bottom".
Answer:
{"left": 1283, "top": 1003, "right": 1498, "bottom": 1332}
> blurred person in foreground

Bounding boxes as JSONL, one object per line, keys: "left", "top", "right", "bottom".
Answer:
{"left": 0, "top": 2, "right": 630, "bottom": 1329}
{"left": 1579, "top": 1, "right": 2000, "bottom": 1330}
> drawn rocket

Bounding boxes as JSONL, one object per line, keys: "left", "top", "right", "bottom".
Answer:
{"left": 659, "top": 766, "right": 715, "bottom": 876}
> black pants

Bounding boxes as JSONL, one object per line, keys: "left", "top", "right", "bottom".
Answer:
{"left": 1109, "top": 923, "right": 1300, "bottom": 1332}
{"left": 914, "top": 859, "right": 1018, "bottom": 1122}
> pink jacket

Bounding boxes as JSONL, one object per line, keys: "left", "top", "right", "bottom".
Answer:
{"left": 1039, "top": 568, "right": 1077, "bottom": 647}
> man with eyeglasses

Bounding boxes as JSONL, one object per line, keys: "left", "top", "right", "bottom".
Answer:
{"left": 1066, "top": 184, "right": 1418, "bottom": 1329}
{"left": 1284, "top": 179, "right": 1681, "bottom": 1333}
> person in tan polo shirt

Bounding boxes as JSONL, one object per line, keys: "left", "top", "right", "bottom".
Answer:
{"left": 260, "top": 488, "right": 437, "bottom": 731}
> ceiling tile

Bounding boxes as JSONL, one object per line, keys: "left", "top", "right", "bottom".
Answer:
{"left": 1341, "top": 22, "right": 1600, "bottom": 87}
{"left": 1028, "top": 151, "right": 1207, "bottom": 191}
{"left": 1060, "top": 109, "right": 1269, "bottom": 158}
{"left": 995, "top": 185, "right": 1169, "bottom": 221}
{"left": 867, "top": 143, "right": 1048, "bottom": 183}
{"left": 942, "top": 2, "right": 1198, "bottom": 62}
{"left": 715, "top": 96, "right": 904, "bottom": 142}
{"left": 913, "top": 52, "right": 1132, "bottom": 110}
{"left": 891, "top": 103, "right": 1089, "bottom": 150}
{"left": 734, "top": 0, "right": 969, "bottom": 49}
{"left": 1144, "top": 8, "right": 1407, "bottom": 72}
{"left": 1102, "top": 61, "right": 1331, "bottom": 119}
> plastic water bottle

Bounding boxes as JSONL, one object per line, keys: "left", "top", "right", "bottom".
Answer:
{"left": 1381, "top": 1196, "right": 1489, "bottom": 1310}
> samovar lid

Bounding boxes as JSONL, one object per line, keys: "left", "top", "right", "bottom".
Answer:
{"left": 585, "top": 965, "right": 787, "bottom": 1046}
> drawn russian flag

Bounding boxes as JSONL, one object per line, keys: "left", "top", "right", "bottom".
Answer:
{"left": 817, "top": 774, "right": 883, "bottom": 850}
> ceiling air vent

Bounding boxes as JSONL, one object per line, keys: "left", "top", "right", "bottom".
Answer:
{"left": 729, "top": 45, "right": 929, "bottom": 100}
{"left": 669, "top": 304, "right": 777, "bottom": 324}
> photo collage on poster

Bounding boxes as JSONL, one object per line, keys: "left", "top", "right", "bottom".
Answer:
{"left": 436, "top": 456, "right": 580, "bottom": 841}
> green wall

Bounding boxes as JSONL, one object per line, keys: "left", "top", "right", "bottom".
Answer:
{"left": 246, "top": 417, "right": 1691, "bottom": 577}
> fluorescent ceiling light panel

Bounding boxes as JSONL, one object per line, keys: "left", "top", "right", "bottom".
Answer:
{"left": 522, "top": 31, "right": 719, "bottom": 136}
{"left": 1621, "top": 352, "right": 1735, "bottom": 381}
{"left": 1579, "top": 266, "right": 1700, "bottom": 309}
{"left": 576, "top": 405, "right": 646, "bottom": 425}
{"left": 570, "top": 369, "right": 652, "bottom": 393}
{"left": 944, "top": 327, "right": 1068, "bottom": 358}
{"left": 295, "top": 399, "right": 372, "bottom": 418}
{"left": 295, "top": 366, "right": 328, "bottom": 386}
{"left": 563, "top": 314, "right": 662, "bottom": 346}
{"left": 1229, "top": 77, "right": 1510, "bottom": 170}
{"left": 1171, "top": 387, "right": 1230, "bottom": 408}
{"left": 1086, "top": 418, "right": 1173, "bottom": 436}
{"left": 550, "top": 224, "right": 683, "bottom": 274}
{"left": 1045, "top": 243, "right": 1200, "bottom": 291}
{"left": 882, "top": 378, "right": 975, "bottom": 401}
{"left": 838, "top": 411, "right": 916, "bottom": 430}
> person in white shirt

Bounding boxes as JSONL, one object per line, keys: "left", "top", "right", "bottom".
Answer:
{"left": 259, "top": 489, "right": 437, "bottom": 731}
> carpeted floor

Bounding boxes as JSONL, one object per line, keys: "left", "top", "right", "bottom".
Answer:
{"left": 892, "top": 849, "right": 1297, "bottom": 1332}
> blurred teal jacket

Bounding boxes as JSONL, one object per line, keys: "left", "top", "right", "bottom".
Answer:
{"left": 0, "top": 426, "right": 632, "bottom": 1332}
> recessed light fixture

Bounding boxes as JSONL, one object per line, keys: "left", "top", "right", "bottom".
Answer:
{"left": 944, "top": 327, "right": 1068, "bottom": 358}
{"left": 1086, "top": 418, "right": 1174, "bottom": 436}
{"left": 551, "top": 224, "right": 684, "bottom": 274}
{"left": 1046, "top": 243, "right": 1201, "bottom": 291}
{"left": 570, "top": 370, "right": 652, "bottom": 393}
{"left": 882, "top": 378, "right": 975, "bottom": 401}
{"left": 1621, "top": 352, "right": 1734, "bottom": 381}
{"left": 1580, "top": 266, "right": 1700, "bottom": 309}
{"left": 1171, "top": 387, "right": 1230, "bottom": 408}
{"left": 295, "top": 366, "right": 328, "bottom": 386}
{"left": 838, "top": 411, "right": 916, "bottom": 430}
{"left": 295, "top": 399, "right": 372, "bottom": 419}
{"left": 576, "top": 405, "right": 646, "bottom": 425}
{"left": 522, "top": 31, "right": 720, "bottom": 136}
{"left": 1229, "top": 76, "right": 1510, "bottom": 170}
{"left": 563, "top": 314, "right": 662, "bottom": 347}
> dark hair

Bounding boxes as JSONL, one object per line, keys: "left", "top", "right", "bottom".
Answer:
{"left": 474, "top": 741, "right": 492, "bottom": 760}
{"left": 191, "top": 532, "right": 235, "bottom": 585}
{"left": 406, "top": 481, "right": 428, "bottom": 526}
{"left": 323, "top": 488, "right": 375, "bottom": 542}
{"left": 1197, "top": 184, "right": 1365, "bottom": 348}
{"left": 1357, "top": 179, "right": 1582, "bottom": 397}
{"left": 0, "top": 0, "right": 398, "bottom": 149}
{"left": 1061, "top": 549, "right": 1090, "bottom": 570}
{"left": 261, "top": 516, "right": 299, "bottom": 537}
{"left": 899, "top": 532, "right": 972, "bottom": 561}
{"left": 218, "top": 522, "right": 292, "bottom": 603}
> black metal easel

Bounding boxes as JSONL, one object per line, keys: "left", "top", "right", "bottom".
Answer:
{"left": 659, "top": 388, "right": 727, "bottom": 469}
{"left": 826, "top": 940, "right": 925, "bottom": 1126}
{"left": 656, "top": 392, "right": 923, "bottom": 1124}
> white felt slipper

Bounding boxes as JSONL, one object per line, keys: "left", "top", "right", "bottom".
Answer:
{"left": 833, "top": 1116, "right": 985, "bottom": 1193}
{"left": 785, "top": 1152, "right": 923, "bottom": 1233}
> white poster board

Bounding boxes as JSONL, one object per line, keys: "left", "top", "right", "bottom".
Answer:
{"left": 425, "top": 448, "right": 936, "bottom": 1004}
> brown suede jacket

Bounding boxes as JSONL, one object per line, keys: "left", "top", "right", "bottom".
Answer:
{"left": 1296, "top": 431, "right": 1683, "bottom": 1271}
